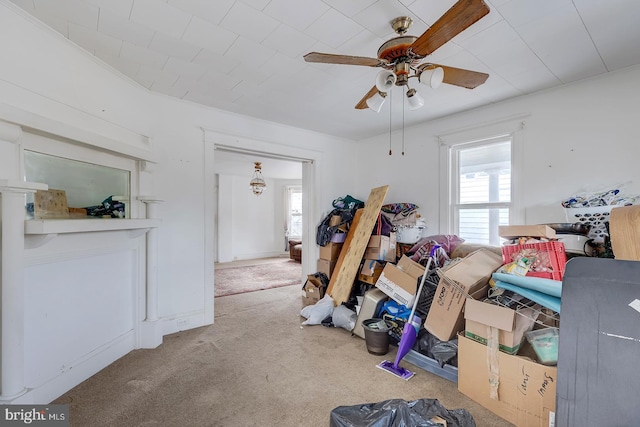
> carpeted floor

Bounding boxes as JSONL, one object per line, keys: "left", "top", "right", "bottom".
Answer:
{"left": 53, "top": 285, "right": 514, "bottom": 427}
{"left": 214, "top": 258, "right": 303, "bottom": 297}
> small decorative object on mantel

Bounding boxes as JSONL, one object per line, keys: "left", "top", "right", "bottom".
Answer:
{"left": 249, "top": 161, "right": 266, "bottom": 196}
{"left": 34, "top": 189, "right": 70, "bottom": 219}
{"left": 83, "top": 196, "right": 126, "bottom": 218}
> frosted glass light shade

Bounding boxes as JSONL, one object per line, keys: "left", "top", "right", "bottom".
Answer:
{"left": 366, "top": 92, "right": 386, "bottom": 112}
{"left": 419, "top": 67, "right": 444, "bottom": 89}
{"left": 406, "top": 89, "right": 424, "bottom": 110}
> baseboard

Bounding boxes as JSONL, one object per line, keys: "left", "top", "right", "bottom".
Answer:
{"left": 11, "top": 331, "right": 136, "bottom": 404}
{"left": 161, "top": 310, "right": 212, "bottom": 336}
{"left": 232, "top": 251, "right": 288, "bottom": 261}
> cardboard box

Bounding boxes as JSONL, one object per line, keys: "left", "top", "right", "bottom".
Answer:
{"left": 301, "top": 274, "right": 326, "bottom": 307}
{"left": 425, "top": 249, "right": 503, "bottom": 341}
{"left": 358, "top": 261, "right": 383, "bottom": 285}
{"left": 319, "top": 242, "right": 343, "bottom": 261}
{"left": 458, "top": 334, "right": 557, "bottom": 427}
{"left": 364, "top": 233, "right": 396, "bottom": 262}
{"left": 317, "top": 258, "right": 337, "bottom": 278}
{"left": 374, "top": 255, "right": 425, "bottom": 307}
{"left": 464, "top": 299, "right": 539, "bottom": 354}
{"left": 499, "top": 225, "right": 556, "bottom": 240}
{"left": 360, "top": 259, "right": 384, "bottom": 276}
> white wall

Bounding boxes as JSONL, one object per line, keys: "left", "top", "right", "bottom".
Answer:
{"left": 356, "top": 65, "right": 640, "bottom": 235}
{"left": 216, "top": 174, "right": 302, "bottom": 262}
{"left": 0, "top": 2, "right": 358, "bottom": 404}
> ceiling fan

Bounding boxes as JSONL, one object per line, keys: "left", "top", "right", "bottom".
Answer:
{"left": 303, "top": 0, "right": 491, "bottom": 112}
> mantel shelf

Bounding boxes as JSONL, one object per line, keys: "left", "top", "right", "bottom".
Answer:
{"left": 24, "top": 218, "right": 161, "bottom": 235}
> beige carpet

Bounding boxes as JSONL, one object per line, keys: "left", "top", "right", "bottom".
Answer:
{"left": 214, "top": 258, "right": 302, "bottom": 297}
{"left": 53, "top": 285, "right": 514, "bottom": 427}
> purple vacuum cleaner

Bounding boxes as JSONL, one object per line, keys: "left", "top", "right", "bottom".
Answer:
{"left": 376, "top": 245, "right": 440, "bottom": 380}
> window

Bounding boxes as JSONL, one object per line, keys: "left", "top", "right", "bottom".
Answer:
{"left": 285, "top": 185, "right": 302, "bottom": 240}
{"left": 454, "top": 138, "right": 511, "bottom": 245}
{"left": 439, "top": 118, "right": 525, "bottom": 245}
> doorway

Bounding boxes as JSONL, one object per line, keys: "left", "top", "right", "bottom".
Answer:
{"left": 208, "top": 136, "right": 318, "bottom": 298}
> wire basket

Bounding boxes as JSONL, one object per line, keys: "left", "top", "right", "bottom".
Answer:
{"left": 564, "top": 205, "right": 619, "bottom": 242}
{"left": 415, "top": 269, "right": 440, "bottom": 317}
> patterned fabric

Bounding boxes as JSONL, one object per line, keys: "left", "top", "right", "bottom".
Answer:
{"left": 381, "top": 203, "right": 419, "bottom": 215}
{"left": 332, "top": 195, "right": 364, "bottom": 210}
{"left": 406, "top": 235, "right": 466, "bottom": 266}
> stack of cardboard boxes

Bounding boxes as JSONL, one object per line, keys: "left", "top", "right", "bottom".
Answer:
{"left": 358, "top": 232, "right": 396, "bottom": 285}
{"left": 439, "top": 227, "right": 559, "bottom": 427}
{"left": 372, "top": 243, "right": 558, "bottom": 426}
{"left": 317, "top": 214, "right": 345, "bottom": 279}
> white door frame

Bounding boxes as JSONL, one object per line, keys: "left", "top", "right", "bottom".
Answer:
{"left": 203, "top": 129, "right": 321, "bottom": 289}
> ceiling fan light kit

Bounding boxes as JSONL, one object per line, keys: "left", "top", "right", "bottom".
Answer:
{"left": 365, "top": 91, "right": 387, "bottom": 113}
{"left": 303, "top": 0, "right": 491, "bottom": 111}
{"left": 406, "top": 88, "right": 425, "bottom": 110}
{"left": 418, "top": 66, "right": 445, "bottom": 89}
{"left": 375, "top": 70, "right": 397, "bottom": 92}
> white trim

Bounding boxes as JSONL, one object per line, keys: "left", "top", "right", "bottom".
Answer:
{"left": 10, "top": 331, "right": 136, "bottom": 404}
{"left": 204, "top": 129, "right": 321, "bottom": 282}
{"left": 0, "top": 104, "right": 154, "bottom": 162}
{"left": 203, "top": 130, "right": 215, "bottom": 324}
{"left": 437, "top": 114, "right": 530, "bottom": 145}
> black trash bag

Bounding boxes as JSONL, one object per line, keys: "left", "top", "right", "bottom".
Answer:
{"left": 330, "top": 398, "right": 476, "bottom": 427}
{"left": 415, "top": 330, "right": 459, "bottom": 368}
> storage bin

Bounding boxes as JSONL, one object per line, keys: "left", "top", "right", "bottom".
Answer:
{"left": 525, "top": 327, "right": 559, "bottom": 365}
{"left": 501, "top": 241, "right": 567, "bottom": 281}
{"left": 564, "top": 205, "right": 618, "bottom": 243}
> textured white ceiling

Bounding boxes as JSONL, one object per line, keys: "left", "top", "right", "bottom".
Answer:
{"left": 9, "top": 0, "right": 640, "bottom": 141}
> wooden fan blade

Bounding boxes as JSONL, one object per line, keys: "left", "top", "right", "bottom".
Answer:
{"left": 304, "top": 52, "right": 386, "bottom": 67}
{"left": 422, "top": 64, "right": 489, "bottom": 89}
{"left": 410, "top": 0, "right": 490, "bottom": 57}
{"left": 355, "top": 86, "right": 379, "bottom": 110}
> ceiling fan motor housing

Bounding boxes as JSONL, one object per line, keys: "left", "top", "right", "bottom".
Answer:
{"left": 377, "top": 36, "right": 418, "bottom": 62}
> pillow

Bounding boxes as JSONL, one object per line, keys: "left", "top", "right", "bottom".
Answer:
{"left": 408, "top": 235, "right": 465, "bottom": 257}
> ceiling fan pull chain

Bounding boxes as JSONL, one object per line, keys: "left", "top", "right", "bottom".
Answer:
{"left": 389, "top": 90, "right": 392, "bottom": 155}
{"left": 402, "top": 94, "right": 405, "bottom": 156}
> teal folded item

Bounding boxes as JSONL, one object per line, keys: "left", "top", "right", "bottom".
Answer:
{"left": 493, "top": 280, "right": 562, "bottom": 313}
{"left": 492, "top": 272, "right": 562, "bottom": 298}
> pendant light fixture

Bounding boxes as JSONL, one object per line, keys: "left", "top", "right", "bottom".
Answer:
{"left": 249, "top": 161, "right": 266, "bottom": 196}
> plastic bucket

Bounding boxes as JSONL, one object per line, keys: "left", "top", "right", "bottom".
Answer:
{"left": 362, "top": 318, "right": 390, "bottom": 355}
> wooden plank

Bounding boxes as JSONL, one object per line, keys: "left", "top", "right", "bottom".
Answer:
{"left": 327, "top": 185, "right": 389, "bottom": 305}
{"left": 609, "top": 205, "right": 640, "bottom": 260}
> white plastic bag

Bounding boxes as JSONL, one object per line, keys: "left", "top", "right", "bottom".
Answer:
{"left": 332, "top": 305, "right": 357, "bottom": 331}
{"left": 300, "top": 294, "right": 334, "bottom": 325}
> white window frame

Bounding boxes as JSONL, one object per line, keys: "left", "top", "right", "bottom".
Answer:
{"left": 438, "top": 116, "right": 527, "bottom": 243}
{"left": 285, "top": 185, "right": 303, "bottom": 241}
